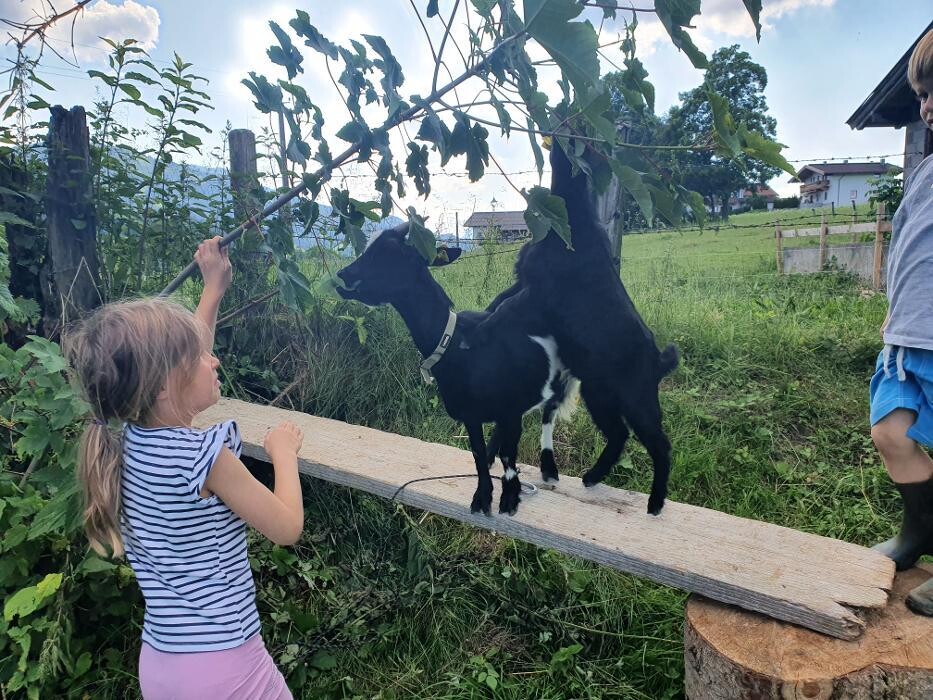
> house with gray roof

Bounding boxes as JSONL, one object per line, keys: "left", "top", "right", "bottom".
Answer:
{"left": 462, "top": 211, "right": 530, "bottom": 242}
{"left": 789, "top": 161, "right": 901, "bottom": 208}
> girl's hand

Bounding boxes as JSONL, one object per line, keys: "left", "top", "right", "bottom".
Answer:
{"left": 264, "top": 421, "right": 304, "bottom": 460}
{"left": 195, "top": 237, "right": 232, "bottom": 295}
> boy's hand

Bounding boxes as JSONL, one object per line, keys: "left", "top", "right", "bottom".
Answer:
{"left": 195, "top": 237, "right": 232, "bottom": 295}
{"left": 264, "top": 421, "right": 304, "bottom": 461}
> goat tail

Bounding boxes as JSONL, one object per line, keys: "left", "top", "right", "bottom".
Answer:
{"left": 658, "top": 343, "right": 680, "bottom": 379}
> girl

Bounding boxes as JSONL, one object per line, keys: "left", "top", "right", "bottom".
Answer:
{"left": 65, "top": 237, "right": 305, "bottom": 699}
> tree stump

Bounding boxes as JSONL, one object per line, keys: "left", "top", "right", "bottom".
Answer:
{"left": 684, "top": 565, "right": 933, "bottom": 699}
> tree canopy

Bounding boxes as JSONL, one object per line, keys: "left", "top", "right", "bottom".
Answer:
{"left": 663, "top": 45, "right": 782, "bottom": 217}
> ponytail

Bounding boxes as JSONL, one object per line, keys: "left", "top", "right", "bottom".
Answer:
{"left": 77, "top": 420, "right": 125, "bottom": 557}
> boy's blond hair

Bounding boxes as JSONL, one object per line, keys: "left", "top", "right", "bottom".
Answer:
{"left": 908, "top": 28, "right": 933, "bottom": 93}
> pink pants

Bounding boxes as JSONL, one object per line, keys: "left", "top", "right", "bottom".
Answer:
{"left": 139, "top": 634, "right": 292, "bottom": 700}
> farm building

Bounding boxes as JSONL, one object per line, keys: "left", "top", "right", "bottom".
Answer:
{"left": 789, "top": 161, "right": 899, "bottom": 208}
{"left": 847, "top": 19, "right": 933, "bottom": 181}
{"left": 462, "top": 210, "right": 530, "bottom": 242}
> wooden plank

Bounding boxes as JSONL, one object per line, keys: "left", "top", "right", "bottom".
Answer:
{"left": 195, "top": 398, "right": 895, "bottom": 640}
{"left": 782, "top": 222, "right": 875, "bottom": 238}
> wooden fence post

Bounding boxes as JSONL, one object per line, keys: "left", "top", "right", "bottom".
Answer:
{"left": 872, "top": 203, "right": 886, "bottom": 290}
{"left": 228, "top": 128, "right": 259, "bottom": 222}
{"left": 851, "top": 209, "right": 859, "bottom": 243}
{"left": 775, "top": 223, "right": 783, "bottom": 275}
{"left": 42, "top": 105, "right": 100, "bottom": 335}
{"left": 818, "top": 211, "right": 828, "bottom": 270}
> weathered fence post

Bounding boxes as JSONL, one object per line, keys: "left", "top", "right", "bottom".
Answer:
{"left": 850, "top": 209, "right": 859, "bottom": 243}
{"left": 872, "top": 203, "right": 886, "bottom": 290}
{"left": 229, "top": 129, "right": 259, "bottom": 222}
{"left": 818, "top": 211, "right": 828, "bottom": 269}
{"left": 42, "top": 105, "right": 100, "bottom": 335}
{"left": 775, "top": 223, "right": 783, "bottom": 275}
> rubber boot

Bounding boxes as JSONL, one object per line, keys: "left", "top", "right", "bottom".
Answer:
{"left": 906, "top": 578, "right": 933, "bottom": 616}
{"left": 873, "top": 478, "right": 933, "bottom": 571}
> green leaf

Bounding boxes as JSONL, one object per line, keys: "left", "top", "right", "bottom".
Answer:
{"left": 406, "top": 207, "right": 436, "bottom": 262}
{"left": 707, "top": 88, "right": 741, "bottom": 157}
{"left": 575, "top": 86, "right": 616, "bottom": 144}
{"left": 599, "top": 0, "right": 618, "bottom": 19}
{"left": 490, "top": 96, "right": 511, "bottom": 137}
{"left": 743, "top": 0, "right": 763, "bottom": 42}
{"left": 28, "top": 481, "right": 79, "bottom": 540}
{"left": 241, "top": 72, "right": 283, "bottom": 114}
{"left": 427, "top": 0, "right": 439, "bottom": 17}
{"left": 415, "top": 107, "right": 452, "bottom": 163}
{"left": 363, "top": 34, "right": 405, "bottom": 117}
{"left": 610, "top": 162, "right": 653, "bottom": 225}
{"left": 290, "top": 10, "right": 339, "bottom": 59}
{"left": 309, "top": 650, "right": 337, "bottom": 671}
{"left": 448, "top": 113, "right": 489, "bottom": 181}
{"left": 0, "top": 211, "right": 35, "bottom": 228}
{"left": 737, "top": 123, "right": 796, "bottom": 177}
{"left": 524, "top": 0, "right": 600, "bottom": 98}
{"left": 470, "top": 0, "right": 497, "bottom": 19}
{"left": 117, "top": 83, "right": 141, "bottom": 100}
{"left": 268, "top": 21, "right": 304, "bottom": 80}
{"left": 3, "top": 573, "right": 63, "bottom": 622}
{"left": 72, "top": 652, "right": 92, "bottom": 679}
{"left": 522, "top": 121, "right": 543, "bottom": 182}
{"left": 654, "top": 0, "right": 708, "bottom": 69}
{"left": 406, "top": 142, "right": 430, "bottom": 197}
{"left": 523, "top": 185, "right": 570, "bottom": 245}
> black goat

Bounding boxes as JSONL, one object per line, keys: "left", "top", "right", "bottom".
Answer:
{"left": 336, "top": 227, "right": 578, "bottom": 515}
{"left": 474, "top": 137, "right": 678, "bottom": 515}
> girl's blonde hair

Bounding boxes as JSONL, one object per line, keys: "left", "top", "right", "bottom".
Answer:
{"left": 63, "top": 299, "right": 205, "bottom": 556}
{"left": 908, "top": 28, "right": 933, "bottom": 93}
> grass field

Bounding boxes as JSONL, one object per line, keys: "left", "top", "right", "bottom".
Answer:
{"left": 214, "top": 205, "right": 898, "bottom": 699}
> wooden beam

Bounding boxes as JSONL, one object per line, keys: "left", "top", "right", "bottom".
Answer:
{"left": 195, "top": 398, "right": 894, "bottom": 640}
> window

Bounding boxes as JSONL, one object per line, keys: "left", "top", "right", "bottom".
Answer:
{"left": 849, "top": 189, "right": 858, "bottom": 200}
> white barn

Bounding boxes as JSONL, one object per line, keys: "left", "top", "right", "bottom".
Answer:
{"left": 789, "top": 161, "right": 899, "bottom": 208}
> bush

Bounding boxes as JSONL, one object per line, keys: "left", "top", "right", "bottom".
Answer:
{"left": 867, "top": 174, "right": 903, "bottom": 214}
{"left": 773, "top": 195, "right": 800, "bottom": 210}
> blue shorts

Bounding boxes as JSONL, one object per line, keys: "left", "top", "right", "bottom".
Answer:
{"left": 869, "top": 346, "right": 933, "bottom": 447}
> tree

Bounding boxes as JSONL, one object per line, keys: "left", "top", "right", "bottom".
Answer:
{"left": 664, "top": 45, "right": 782, "bottom": 219}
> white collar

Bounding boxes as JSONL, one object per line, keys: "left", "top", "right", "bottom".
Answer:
{"left": 419, "top": 310, "right": 457, "bottom": 384}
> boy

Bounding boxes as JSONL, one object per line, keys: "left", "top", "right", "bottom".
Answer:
{"left": 870, "top": 28, "right": 933, "bottom": 615}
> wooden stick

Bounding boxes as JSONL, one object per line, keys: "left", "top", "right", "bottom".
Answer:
{"left": 775, "top": 223, "right": 783, "bottom": 275}
{"left": 818, "top": 211, "right": 828, "bottom": 270}
{"left": 872, "top": 203, "right": 886, "bottom": 291}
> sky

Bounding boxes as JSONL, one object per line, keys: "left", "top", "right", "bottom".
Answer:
{"left": 1, "top": 0, "right": 930, "bottom": 234}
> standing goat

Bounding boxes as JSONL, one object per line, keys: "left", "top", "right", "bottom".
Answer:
{"left": 336, "top": 226, "right": 578, "bottom": 515}
{"left": 475, "top": 136, "right": 678, "bottom": 515}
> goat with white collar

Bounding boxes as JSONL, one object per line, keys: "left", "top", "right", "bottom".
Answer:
{"left": 337, "top": 226, "right": 578, "bottom": 516}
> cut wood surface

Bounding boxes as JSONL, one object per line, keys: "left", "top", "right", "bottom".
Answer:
{"left": 684, "top": 565, "right": 933, "bottom": 699}
{"left": 195, "top": 398, "right": 894, "bottom": 640}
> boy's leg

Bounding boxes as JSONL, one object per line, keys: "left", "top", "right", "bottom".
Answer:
{"left": 871, "top": 410, "right": 933, "bottom": 574}
{"left": 871, "top": 409, "right": 933, "bottom": 484}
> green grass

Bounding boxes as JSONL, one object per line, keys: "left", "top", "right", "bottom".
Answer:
{"left": 172, "top": 207, "right": 898, "bottom": 699}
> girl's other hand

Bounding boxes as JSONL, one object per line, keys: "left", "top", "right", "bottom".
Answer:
{"left": 195, "top": 237, "right": 232, "bottom": 294}
{"left": 264, "top": 421, "right": 304, "bottom": 460}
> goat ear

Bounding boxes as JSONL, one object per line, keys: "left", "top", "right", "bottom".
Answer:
{"left": 431, "top": 246, "right": 462, "bottom": 266}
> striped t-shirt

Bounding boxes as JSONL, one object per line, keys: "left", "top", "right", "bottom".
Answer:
{"left": 120, "top": 420, "right": 261, "bottom": 652}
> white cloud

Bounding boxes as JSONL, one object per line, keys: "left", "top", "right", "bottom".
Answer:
{"left": 0, "top": 0, "right": 160, "bottom": 62}
{"left": 693, "top": 0, "right": 837, "bottom": 40}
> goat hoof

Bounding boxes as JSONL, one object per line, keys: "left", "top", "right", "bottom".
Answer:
{"left": 498, "top": 491, "right": 521, "bottom": 516}
{"left": 541, "top": 472, "right": 559, "bottom": 484}
{"left": 582, "top": 471, "right": 605, "bottom": 487}
{"left": 471, "top": 490, "right": 492, "bottom": 516}
{"left": 646, "top": 495, "right": 665, "bottom": 516}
